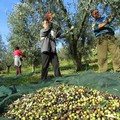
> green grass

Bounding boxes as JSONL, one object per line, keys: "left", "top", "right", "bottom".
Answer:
{"left": 0, "top": 60, "right": 75, "bottom": 86}
{"left": 0, "top": 59, "right": 114, "bottom": 86}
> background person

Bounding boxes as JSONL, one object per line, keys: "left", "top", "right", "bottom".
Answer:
{"left": 13, "top": 46, "right": 27, "bottom": 75}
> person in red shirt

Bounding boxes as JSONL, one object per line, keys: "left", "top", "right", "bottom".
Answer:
{"left": 13, "top": 46, "right": 27, "bottom": 75}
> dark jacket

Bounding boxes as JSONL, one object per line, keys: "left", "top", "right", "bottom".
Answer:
{"left": 40, "top": 24, "right": 56, "bottom": 53}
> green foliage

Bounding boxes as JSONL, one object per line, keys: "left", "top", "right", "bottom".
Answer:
{"left": 8, "top": 2, "right": 41, "bottom": 68}
{"left": 0, "top": 35, "right": 5, "bottom": 59}
{"left": 7, "top": 0, "right": 96, "bottom": 71}
{"left": 7, "top": 0, "right": 120, "bottom": 71}
{"left": 0, "top": 35, "right": 7, "bottom": 71}
{"left": 58, "top": 46, "right": 71, "bottom": 61}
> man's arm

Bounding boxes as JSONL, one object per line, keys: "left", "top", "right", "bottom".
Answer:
{"left": 99, "top": 14, "right": 115, "bottom": 28}
{"left": 92, "top": 14, "right": 115, "bottom": 31}
{"left": 92, "top": 20, "right": 109, "bottom": 32}
{"left": 98, "top": 21, "right": 108, "bottom": 29}
{"left": 40, "top": 23, "right": 52, "bottom": 37}
{"left": 19, "top": 50, "right": 27, "bottom": 58}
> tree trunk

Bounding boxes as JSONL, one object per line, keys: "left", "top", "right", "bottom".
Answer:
{"left": 76, "top": 52, "right": 82, "bottom": 72}
{"left": 5, "top": 61, "right": 13, "bottom": 74}
{"left": 70, "top": 41, "right": 82, "bottom": 72}
{"left": 6, "top": 65, "right": 11, "bottom": 74}
{"left": 72, "top": 52, "right": 82, "bottom": 72}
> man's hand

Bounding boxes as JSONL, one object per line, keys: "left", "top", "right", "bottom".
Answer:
{"left": 70, "top": 26, "right": 74, "bottom": 30}
{"left": 107, "top": 14, "right": 115, "bottom": 23}
{"left": 49, "top": 18, "right": 54, "bottom": 23}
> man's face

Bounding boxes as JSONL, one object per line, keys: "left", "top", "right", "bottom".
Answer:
{"left": 42, "top": 20, "right": 48, "bottom": 28}
{"left": 91, "top": 10, "right": 101, "bottom": 19}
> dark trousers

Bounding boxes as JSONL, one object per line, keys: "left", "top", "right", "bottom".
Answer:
{"left": 41, "top": 52, "right": 61, "bottom": 79}
{"left": 16, "top": 65, "right": 21, "bottom": 75}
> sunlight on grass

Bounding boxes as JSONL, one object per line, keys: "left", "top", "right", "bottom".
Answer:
{"left": 0, "top": 59, "right": 114, "bottom": 86}
{"left": 0, "top": 60, "right": 75, "bottom": 86}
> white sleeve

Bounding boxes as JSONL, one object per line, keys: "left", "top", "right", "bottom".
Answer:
{"left": 92, "top": 22, "right": 96, "bottom": 31}
{"left": 50, "top": 30, "right": 56, "bottom": 39}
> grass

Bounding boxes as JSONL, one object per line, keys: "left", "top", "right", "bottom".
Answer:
{"left": 0, "top": 60, "right": 75, "bottom": 86}
{"left": 0, "top": 59, "right": 115, "bottom": 86}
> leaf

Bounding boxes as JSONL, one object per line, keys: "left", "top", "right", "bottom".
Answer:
{"left": 98, "top": 100, "right": 109, "bottom": 108}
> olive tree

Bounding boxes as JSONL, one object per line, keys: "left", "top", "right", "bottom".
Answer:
{"left": 8, "top": 0, "right": 120, "bottom": 72}
{"left": 8, "top": 2, "right": 41, "bottom": 72}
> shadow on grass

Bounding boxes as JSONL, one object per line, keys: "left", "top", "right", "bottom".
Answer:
{"left": 60, "top": 65, "right": 74, "bottom": 70}
{"left": 0, "top": 72, "right": 39, "bottom": 86}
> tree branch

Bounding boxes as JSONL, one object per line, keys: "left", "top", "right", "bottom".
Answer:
{"left": 77, "top": 0, "right": 93, "bottom": 39}
{"left": 58, "top": 0, "right": 72, "bottom": 28}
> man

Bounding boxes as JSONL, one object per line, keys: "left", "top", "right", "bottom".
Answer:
{"left": 91, "top": 9, "right": 120, "bottom": 72}
{"left": 40, "top": 19, "right": 61, "bottom": 80}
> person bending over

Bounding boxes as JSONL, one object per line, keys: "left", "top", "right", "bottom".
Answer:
{"left": 14, "top": 46, "right": 27, "bottom": 75}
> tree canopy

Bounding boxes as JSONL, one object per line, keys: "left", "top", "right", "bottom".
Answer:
{"left": 6, "top": 0, "right": 120, "bottom": 71}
